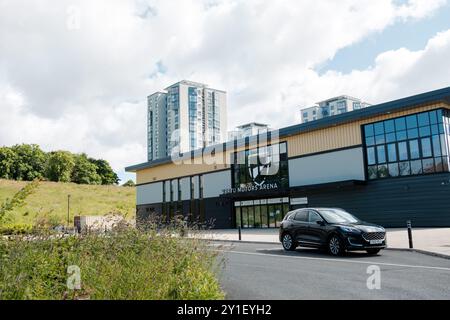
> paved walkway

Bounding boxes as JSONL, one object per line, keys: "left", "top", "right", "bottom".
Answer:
{"left": 194, "top": 228, "right": 450, "bottom": 257}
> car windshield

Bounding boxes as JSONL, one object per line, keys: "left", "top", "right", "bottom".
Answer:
{"left": 318, "top": 209, "right": 359, "bottom": 224}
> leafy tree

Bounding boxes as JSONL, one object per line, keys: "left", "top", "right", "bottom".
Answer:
{"left": 11, "top": 144, "right": 47, "bottom": 181}
{"left": 71, "top": 153, "right": 102, "bottom": 185}
{"left": 89, "top": 158, "right": 119, "bottom": 185}
{"left": 0, "top": 147, "right": 17, "bottom": 180}
{"left": 46, "top": 151, "right": 75, "bottom": 182}
{"left": 122, "top": 179, "right": 135, "bottom": 187}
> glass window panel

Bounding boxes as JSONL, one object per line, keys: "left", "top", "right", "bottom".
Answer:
{"left": 443, "top": 158, "right": 449, "bottom": 172}
{"left": 388, "top": 163, "right": 399, "bottom": 177}
{"left": 364, "top": 124, "right": 374, "bottom": 137}
{"left": 432, "top": 135, "right": 442, "bottom": 157}
{"left": 373, "top": 122, "right": 384, "bottom": 135}
{"left": 406, "top": 115, "right": 418, "bottom": 129}
{"left": 377, "top": 145, "right": 386, "bottom": 164}
{"left": 247, "top": 206, "right": 255, "bottom": 228}
{"left": 387, "top": 144, "right": 397, "bottom": 162}
{"left": 409, "top": 140, "right": 420, "bottom": 159}
{"left": 386, "top": 133, "right": 396, "bottom": 143}
{"left": 368, "top": 166, "right": 377, "bottom": 180}
{"left": 421, "top": 138, "right": 432, "bottom": 158}
{"left": 399, "top": 161, "right": 411, "bottom": 176}
{"left": 410, "top": 160, "right": 423, "bottom": 175}
{"left": 365, "top": 111, "right": 450, "bottom": 180}
{"left": 395, "top": 117, "right": 406, "bottom": 131}
{"left": 261, "top": 205, "right": 268, "bottom": 228}
{"left": 366, "top": 137, "right": 375, "bottom": 146}
{"left": 419, "top": 126, "right": 431, "bottom": 137}
{"left": 275, "top": 206, "right": 283, "bottom": 227}
{"left": 384, "top": 120, "right": 395, "bottom": 133}
{"left": 374, "top": 122, "right": 384, "bottom": 135}
{"left": 367, "top": 147, "right": 376, "bottom": 165}
{"left": 436, "top": 110, "right": 443, "bottom": 123}
{"left": 378, "top": 165, "right": 389, "bottom": 178}
{"left": 235, "top": 208, "right": 242, "bottom": 228}
{"left": 241, "top": 207, "right": 249, "bottom": 228}
{"left": 398, "top": 142, "right": 409, "bottom": 161}
{"left": 375, "top": 134, "right": 385, "bottom": 145}
{"left": 431, "top": 124, "right": 439, "bottom": 135}
{"left": 254, "top": 206, "right": 261, "bottom": 228}
{"left": 429, "top": 110, "right": 438, "bottom": 124}
{"left": 268, "top": 205, "right": 276, "bottom": 228}
{"left": 418, "top": 113, "right": 430, "bottom": 127}
{"left": 435, "top": 157, "right": 444, "bottom": 173}
{"left": 441, "top": 134, "right": 448, "bottom": 156}
{"left": 396, "top": 130, "right": 407, "bottom": 141}
{"left": 422, "top": 158, "right": 435, "bottom": 174}
{"left": 408, "top": 128, "right": 419, "bottom": 139}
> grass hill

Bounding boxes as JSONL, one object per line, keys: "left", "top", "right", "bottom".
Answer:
{"left": 0, "top": 179, "right": 136, "bottom": 226}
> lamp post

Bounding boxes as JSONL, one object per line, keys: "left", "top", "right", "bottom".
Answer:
{"left": 67, "top": 194, "right": 71, "bottom": 227}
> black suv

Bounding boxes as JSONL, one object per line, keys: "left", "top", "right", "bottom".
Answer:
{"left": 279, "top": 208, "right": 386, "bottom": 256}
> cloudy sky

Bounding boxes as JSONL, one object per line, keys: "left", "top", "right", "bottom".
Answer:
{"left": 1, "top": 0, "right": 450, "bottom": 182}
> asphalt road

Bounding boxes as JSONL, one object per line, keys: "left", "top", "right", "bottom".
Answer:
{"left": 214, "top": 242, "right": 450, "bottom": 300}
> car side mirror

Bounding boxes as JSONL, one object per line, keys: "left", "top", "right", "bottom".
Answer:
{"left": 316, "top": 220, "right": 325, "bottom": 226}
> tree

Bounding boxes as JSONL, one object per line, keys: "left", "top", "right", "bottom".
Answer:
{"left": 89, "top": 158, "right": 119, "bottom": 185}
{"left": 71, "top": 153, "right": 102, "bottom": 185}
{"left": 11, "top": 144, "right": 47, "bottom": 181}
{"left": 0, "top": 147, "right": 17, "bottom": 180}
{"left": 46, "top": 151, "right": 75, "bottom": 182}
{"left": 122, "top": 179, "right": 135, "bottom": 187}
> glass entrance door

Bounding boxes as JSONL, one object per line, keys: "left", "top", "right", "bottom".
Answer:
{"left": 234, "top": 198, "right": 290, "bottom": 229}
{"left": 241, "top": 206, "right": 249, "bottom": 228}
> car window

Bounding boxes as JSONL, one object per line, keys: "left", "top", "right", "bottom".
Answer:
{"left": 308, "top": 211, "right": 323, "bottom": 223}
{"left": 285, "top": 212, "right": 296, "bottom": 220}
{"left": 294, "top": 210, "right": 308, "bottom": 222}
{"left": 318, "top": 209, "right": 359, "bottom": 224}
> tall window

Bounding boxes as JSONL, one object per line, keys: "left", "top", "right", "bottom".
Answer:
{"left": 232, "top": 142, "right": 289, "bottom": 189}
{"left": 364, "top": 109, "right": 450, "bottom": 180}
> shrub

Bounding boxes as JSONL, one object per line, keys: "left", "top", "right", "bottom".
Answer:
{"left": 0, "top": 223, "right": 33, "bottom": 235}
{"left": 0, "top": 179, "right": 40, "bottom": 223}
{"left": 0, "top": 226, "right": 224, "bottom": 300}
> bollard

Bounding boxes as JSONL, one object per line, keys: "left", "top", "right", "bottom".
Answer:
{"left": 238, "top": 226, "right": 242, "bottom": 241}
{"left": 407, "top": 220, "right": 413, "bottom": 249}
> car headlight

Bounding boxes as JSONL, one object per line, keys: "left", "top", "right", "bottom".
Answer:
{"left": 340, "top": 226, "right": 361, "bottom": 233}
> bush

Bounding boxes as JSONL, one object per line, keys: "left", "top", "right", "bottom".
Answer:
{"left": 0, "top": 223, "right": 33, "bottom": 235}
{"left": 0, "top": 226, "right": 224, "bottom": 300}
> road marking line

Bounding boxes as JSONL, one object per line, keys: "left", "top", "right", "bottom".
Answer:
{"left": 223, "top": 250, "right": 450, "bottom": 272}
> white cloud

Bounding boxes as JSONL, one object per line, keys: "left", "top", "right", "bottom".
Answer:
{"left": 294, "top": 29, "right": 450, "bottom": 115}
{"left": 0, "top": 0, "right": 448, "bottom": 179}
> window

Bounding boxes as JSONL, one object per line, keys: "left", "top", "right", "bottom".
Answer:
{"left": 364, "top": 109, "right": 450, "bottom": 179}
{"left": 309, "top": 211, "right": 323, "bottom": 223}
{"left": 232, "top": 142, "right": 289, "bottom": 189}
{"left": 294, "top": 210, "right": 308, "bottom": 222}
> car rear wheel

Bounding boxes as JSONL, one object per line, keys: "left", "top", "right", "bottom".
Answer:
{"left": 328, "top": 235, "right": 344, "bottom": 256}
{"left": 282, "top": 233, "right": 297, "bottom": 251}
{"left": 366, "top": 249, "right": 381, "bottom": 255}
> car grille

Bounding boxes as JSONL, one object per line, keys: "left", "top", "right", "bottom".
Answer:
{"left": 362, "top": 232, "right": 386, "bottom": 241}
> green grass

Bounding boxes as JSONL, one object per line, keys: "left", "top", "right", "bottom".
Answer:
{"left": 0, "top": 228, "right": 225, "bottom": 300}
{"left": 0, "top": 179, "right": 136, "bottom": 226}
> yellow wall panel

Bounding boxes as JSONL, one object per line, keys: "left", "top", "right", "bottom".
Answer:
{"left": 136, "top": 102, "right": 449, "bottom": 184}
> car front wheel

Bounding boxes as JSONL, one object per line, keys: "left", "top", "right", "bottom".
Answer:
{"left": 282, "top": 233, "right": 297, "bottom": 251}
{"left": 328, "top": 235, "right": 344, "bottom": 256}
